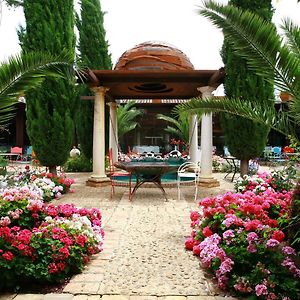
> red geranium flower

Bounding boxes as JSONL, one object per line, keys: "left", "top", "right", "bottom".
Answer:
{"left": 203, "top": 226, "right": 213, "bottom": 237}
{"left": 272, "top": 230, "right": 285, "bottom": 242}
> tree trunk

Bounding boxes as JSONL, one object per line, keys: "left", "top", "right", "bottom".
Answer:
{"left": 240, "top": 159, "right": 249, "bottom": 177}
{"left": 49, "top": 165, "right": 57, "bottom": 176}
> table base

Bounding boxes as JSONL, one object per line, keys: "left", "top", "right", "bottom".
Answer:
{"left": 130, "top": 173, "right": 168, "bottom": 201}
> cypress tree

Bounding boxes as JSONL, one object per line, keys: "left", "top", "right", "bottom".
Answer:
{"left": 19, "top": 0, "right": 76, "bottom": 175}
{"left": 76, "top": 0, "right": 112, "bottom": 159}
{"left": 221, "top": 0, "right": 275, "bottom": 175}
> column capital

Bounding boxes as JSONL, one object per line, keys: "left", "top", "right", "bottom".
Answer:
{"left": 197, "top": 86, "right": 215, "bottom": 98}
{"left": 91, "top": 86, "right": 110, "bottom": 95}
{"left": 107, "top": 101, "right": 117, "bottom": 108}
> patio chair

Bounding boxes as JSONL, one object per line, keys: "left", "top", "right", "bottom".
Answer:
{"left": 270, "top": 146, "right": 286, "bottom": 165}
{"left": 108, "top": 148, "right": 132, "bottom": 200}
{"left": 10, "top": 146, "right": 23, "bottom": 161}
{"left": 263, "top": 146, "right": 273, "bottom": 161}
{"left": 177, "top": 161, "right": 200, "bottom": 201}
{"left": 22, "top": 146, "right": 33, "bottom": 161}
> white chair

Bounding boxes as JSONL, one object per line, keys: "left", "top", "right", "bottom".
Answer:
{"left": 177, "top": 161, "right": 200, "bottom": 201}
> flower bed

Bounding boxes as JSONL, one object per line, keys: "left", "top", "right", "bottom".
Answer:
{"left": 0, "top": 186, "right": 104, "bottom": 290}
{"left": 234, "top": 167, "right": 297, "bottom": 194}
{"left": 0, "top": 166, "right": 74, "bottom": 201}
{"left": 185, "top": 172, "right": 300, "bottom": 299}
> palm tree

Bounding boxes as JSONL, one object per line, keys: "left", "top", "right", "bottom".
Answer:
{"left": 178, "top": 0, "right": 300, "bottom": 142}
{"left": 156, "top": 112, "right": 191, "bottom": 145}
{"left": 0, "top": 51, "right": 74, "bottom": 126}
{"left": 117, "top": 101, "right": 144, "bottom": 139}
{"left": 178, "top": 0, "right": 300, "bottom": 251}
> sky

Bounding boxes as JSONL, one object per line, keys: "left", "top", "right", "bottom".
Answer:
{"left": 0, "top": 0, "right": 300, "bottom": 70}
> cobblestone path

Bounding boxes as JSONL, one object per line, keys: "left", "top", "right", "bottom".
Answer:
{"left": 62, "top": 186, "right": 217, "bottom": 297}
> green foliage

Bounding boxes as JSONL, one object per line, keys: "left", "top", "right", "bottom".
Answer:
{"left": 288, "top": 135, "right": 300, "bottom": 152}
{"left": 64, "top": 155, "right": 92, "bottom": 172}
{"left": 117, "top": 101, "right": 144, "bottom": 139}
{"left": 156, "top": 112, "right": 191, "bottom": 145}
{"left": 0, "top": 156, "right": 7, "bottom": 175}
{"left": 177, "top": 1, "right": 300, "bottom": 142}
{"left": 20, "top": 0, "right": 76, "bottom": 173}
{"left": 221, "top": 0, "right": 274, "bottom": 173}
{"left": 0, "top": 52, "right": 74, "bottom": 126}
{"left": 76, "top": 0, "right": 112, "bottom": 160}
{"left": 288, "top": 183, "right": 300, "bottom": 252}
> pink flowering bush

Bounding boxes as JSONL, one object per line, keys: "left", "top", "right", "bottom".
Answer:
{"left": 0, "top": 166, "right": 74, "bottom": 201}
{"left": 0, "top": 188, "right": 103, "bottom": 290}
{"left": 185, "top": 189, "right": 300, "bottom": 299}
{"left": 234, "top": 167, "right": 297, "bottom": 195}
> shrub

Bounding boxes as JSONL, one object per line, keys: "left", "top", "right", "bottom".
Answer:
{"left": 0, "top": 191, "right": 103, "bottom": 290}
{"left": 234, "top": 167, "right": 297, "bottom": 194}
{"left": 64, "top": 155, "right": 92, "bottom": 172}
{"left": 0, "top": 167, "right": 74, "bottom": 202}
{"left": 287, "top": 182, "right": 300, "bottom": 252}
{"left": 185, "top": 189, "right": 300, "bottom": 299}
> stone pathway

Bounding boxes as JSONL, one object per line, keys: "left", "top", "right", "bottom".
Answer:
{"left": 2, "top": 173, "right": 237, "bottom": 300}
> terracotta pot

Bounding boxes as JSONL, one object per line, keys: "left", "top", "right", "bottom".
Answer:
{"left": 280, "top": 92, "right": 292, "bottom": 102}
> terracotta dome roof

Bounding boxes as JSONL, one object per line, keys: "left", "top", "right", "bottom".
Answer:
{"left": 114, "top": 41, "right": 194, "bottom": 71}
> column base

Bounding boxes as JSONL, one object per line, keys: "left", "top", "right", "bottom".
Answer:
{"left": 198, "top": 176, "right": 220, "bottom": 188}
{"left": 86, "top": 175, "right": 111, "bottom": 187}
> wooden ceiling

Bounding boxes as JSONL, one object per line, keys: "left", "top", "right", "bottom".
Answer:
{"left": 82, "top": 68, "right": 225, "bottom": 100}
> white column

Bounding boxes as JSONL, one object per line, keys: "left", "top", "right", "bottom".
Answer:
{"left": 90, "top": 86, "right": 109, "bottom": 180}
{"left": 108, "top": 102, "right": 118, "bottom": 163}
{"left": 189, "top": 114, "right": 198, "bottom": 163}
{"left": 198, "top": 86, "right": 215, "bottom": 179}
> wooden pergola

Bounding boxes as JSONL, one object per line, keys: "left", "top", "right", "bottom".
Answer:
{"left": 83, "top": 67, "right": 225, "bottom": 188}
{"left": 84, "top": 68, "right": 224, "bottom": 100}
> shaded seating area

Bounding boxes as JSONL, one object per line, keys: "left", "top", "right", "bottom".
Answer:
{"left": 10, "top": 146, "right": 23, "bottom": 161}
{"left": 263, "top": 146, "right": 287, "bottom": 165}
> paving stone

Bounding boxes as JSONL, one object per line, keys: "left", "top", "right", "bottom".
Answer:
{"left": 63, "top": 282, "right": 100, "bottom": 294}
{"left": 159, "top": 297, "right": 186, "bottom": 300}
{"left": 14, "top": 295, "right": 43, "bottom": 300}
{"left": 129, "top": 296, "right": 158, "bottom": 300}
{"left": 101, "top": 296, "right": 129, "bottom": 300}
{"left": 44, "top": 294, "right": 73, "bottom": 300}
{"left": 73, "top": 296, "right": 101, "bottom": 300}
{"left": 71, "top": 273, "right": 104, "bottom": 282}
{"left": 0, "top": 294, "right": 16, "bottom": 300}
{"left": 187, "top": 297, "right": 215, "bottom": 300}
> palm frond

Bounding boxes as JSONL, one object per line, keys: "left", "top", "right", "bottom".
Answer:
{"left": 281, "top": 18, "right": 300, "bottom": 58}
{"left": 156, "top": 114, "right": 181, "bottom": 128}
{"left": 156, "top": 112, "right": 190, "bottom": 143}
{"left": 199, "top": 1, "right": 300, "bottom": 97}
{"left": 117, "top": 101, "right": 144, "bottom": 138}
{"left": 0, "top": 51, "right": 74, "bottom": 124}
{"left": 177, "top": 97, "right": 297, "bottom": 140}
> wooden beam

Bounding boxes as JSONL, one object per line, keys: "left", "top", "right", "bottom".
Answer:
{"left": 208, "top": 67, "right": 225, "bottom": 87}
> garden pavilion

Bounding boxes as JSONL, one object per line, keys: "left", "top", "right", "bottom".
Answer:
{"left": 83, "top": 41, "right": 224, "bottom": 188}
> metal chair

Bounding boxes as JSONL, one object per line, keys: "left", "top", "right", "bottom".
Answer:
{"left": 10, "top": 146, "right": 23, "bottom": 161}
{"left": 177, "top": 161, "right": 200, "bottom": 201}
{"left": 108, "top": 148, "right": 132, "bottom": 200}
{"left": 23, "top": 146, "right": 33, "bottom": 161}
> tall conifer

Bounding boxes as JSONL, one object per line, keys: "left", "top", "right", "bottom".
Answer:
{"left": 19, "top": 0, "right": 76, "bottom": 174}
{"left": 76, "top": 0, "right": 112, "bottom": 159}
{"left": 221, "top": 0, "right": 275, "bottom": 175}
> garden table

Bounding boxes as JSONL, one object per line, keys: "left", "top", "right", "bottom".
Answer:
{"left": 114, "top": 161, "right": 178, "bottom": 201}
